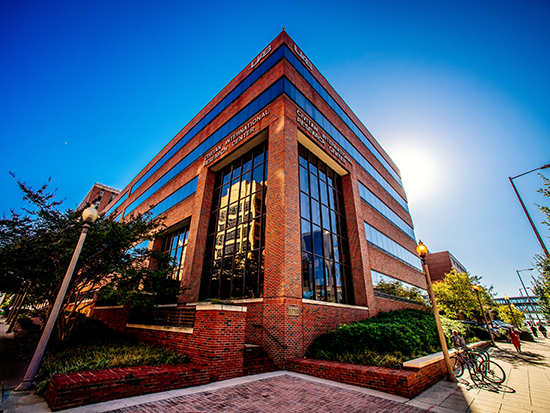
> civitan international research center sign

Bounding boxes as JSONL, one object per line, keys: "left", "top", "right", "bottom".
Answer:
{"left": 204, "top": 109, "right": 270, "bottom": 167}
{"left": 296, "top": 109, "right": 351, "bottom": 167}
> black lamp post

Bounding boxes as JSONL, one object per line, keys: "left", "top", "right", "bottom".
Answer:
{"left": 509, "top": 163, "right": 550, "bottom": 259}
{"left": 16, "top": 204, "right": 99, "bottom": 391}
{"left": 417, "top": 240, "right": 456, "bottom": 382}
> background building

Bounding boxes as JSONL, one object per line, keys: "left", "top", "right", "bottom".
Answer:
{"left": 494, "top": 295, "right": 547, "bottom": 324}
{"left": 79, "top": 183, "right": 120, "bottom": 212}
{"left": 96, "top": 31, "right": 426, "bottom": 366}
{"left": 425, "top": 250, "right": 468, "bottom": 282}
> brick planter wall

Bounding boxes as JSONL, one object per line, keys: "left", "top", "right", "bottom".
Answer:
{"left": 288, "top": 341, "right": 491, "bottom": 399}
{"left": 45, "top": 364, "right": 208, "bottom": 411}
{"left": 287, "top": 358, "right": 426, "bottom": 398}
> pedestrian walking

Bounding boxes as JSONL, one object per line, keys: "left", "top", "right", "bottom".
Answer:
{"left": 509, "top": 327, "right": 521, "bottom": 353}
{"left": 539, "top": 323, "right": 548, "bottom": 338}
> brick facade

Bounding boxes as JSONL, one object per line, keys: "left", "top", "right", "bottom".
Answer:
{"left": 126, "top": 305, "right": 247, "bottom": 382}
{"left": 78, "top": 183, "right": 119, "bottom": 212}
{"left": 90, "top": 305, "right": 130, "bottom": 332}
{"left": 426, "top": 250, "right": 467, "bottom": 282}
{"left": 96, "top": 30, "right": 426, "bottom": 369}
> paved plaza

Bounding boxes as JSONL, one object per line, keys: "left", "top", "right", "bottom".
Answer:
{"left": 2, "top": 314, "right": 550, "bottom": 412}
{"left": 408, "top": 340, "right": 550, "bottom": 413}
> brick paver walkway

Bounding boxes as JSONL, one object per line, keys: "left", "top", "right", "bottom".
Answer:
{"left": 103, "top": 375, "right": 428, "bottom": 413}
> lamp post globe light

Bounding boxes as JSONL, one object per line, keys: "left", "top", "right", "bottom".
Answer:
{"left": 16, "top": 204, "right": 99, "bottom": 391}
{"left": 416, "top": 240, "right": 457, "bottom": 382}
{"left": 509, "top": 163, "right": 550, "bottom": 259}
{"left": 472, "top": 285, "right": 495, "bottom": 346}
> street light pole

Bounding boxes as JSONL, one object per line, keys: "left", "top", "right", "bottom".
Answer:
{"left": 417, "top": 240, "right": 456, "bottom": 382}
{"left": 516, "top": 268, "right": 541, "bottom": 323}
{"left": 16, "top": 204, "right": 98, "bottom": 391}
{"left": 473, "top": 285, "right": 495, "bottom": 346}
{"left": 509, "top": 163, "right": 550, "bottom": 259}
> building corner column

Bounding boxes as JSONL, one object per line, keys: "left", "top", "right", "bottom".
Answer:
{"left": 262, "top": 104, "right": 304, "bottom": 366}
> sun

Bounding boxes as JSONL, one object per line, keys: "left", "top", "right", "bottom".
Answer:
{"left": 385, "top": 142, "right": 442, "bottom": 207}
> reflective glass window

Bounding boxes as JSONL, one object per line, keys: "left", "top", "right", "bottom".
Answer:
{"left": 298, "top": 144, "right": 353, "bottom": 304}
{"left": 364, "top": 223, "right": 422, "bottom": 271}
{"left": 160, "top": 225, "right": 190, "bottom": 302}
{"left": 201, "top": 141, "right": 268, "bottom": 300}
{"left": 358, "top": 181, "right": 415, "bottom": 239}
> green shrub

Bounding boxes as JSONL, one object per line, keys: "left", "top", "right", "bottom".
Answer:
{"left": 306, "top": 309, "right": 492, "bottom": 368}
{"left": 307, "top": 309, "right": 440, "bottom": 365}
{"left": 466, "top": 326, "right": 490, "bottom": 341}
{"left": 313, "top": 348, "right": 405, "bottom": 369}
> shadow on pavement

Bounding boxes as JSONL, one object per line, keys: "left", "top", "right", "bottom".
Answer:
{"left": 458, "top": 376, "right": 516, "bottom": 394}
{"left": 490, "top": 345, "right": 550, "bottom": 368}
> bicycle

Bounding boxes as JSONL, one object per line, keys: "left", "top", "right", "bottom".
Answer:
{"left": 451, "top": 347, "right": 506, "bottom": 385}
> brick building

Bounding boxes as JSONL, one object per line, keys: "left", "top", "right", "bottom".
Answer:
{"left": 97, "top": 31, "right": 426, "bottom": 368}
{"left": 425, "top": 250, "right": 467, "bottom": 282}
{"left": 79, "top": 182, "right": 119, "bottom": 213}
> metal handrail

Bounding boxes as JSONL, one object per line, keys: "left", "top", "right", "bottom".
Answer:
{"left": 128, "top": 307, "right": 195, "bottom": 328}
{"left": 252, "top": 323, "right": 287, "bottom": 349}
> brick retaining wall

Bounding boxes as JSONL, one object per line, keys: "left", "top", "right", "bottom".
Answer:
{"left": 287, "top": 341, "right": 491, "bottom": 399}
{"left": 302, "top": 300, "right": 370, "bottom": 352}
{"left": 287, "top": 358, "right": 433, "bottom": 398}
{"left": 373, "top": 295, "right": 426, "bottom": 316}
{"left": 45, "top": 364, "right": 208, "bottom": 411}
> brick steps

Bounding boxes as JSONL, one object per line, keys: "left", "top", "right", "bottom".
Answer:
{"left": 243, "top": 344, "right": 278, "bottom": 375}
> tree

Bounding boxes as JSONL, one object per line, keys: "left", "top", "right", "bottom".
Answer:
{"left": 537, "top": 173, "right": 550, "bottom": 230}
{"left": 495, "top": 304, "right": 525, "bottom": 327}
{"left": 532, "top": 253, "right": 550, "bottom": 320}
{"left": 532, "top": 173, "right": 550, "bottom": 319}
{"left": 0, "top": 175, "right": 176, "bottom": 341}
{"left": 432, "top": 269, "right": 496, "bottom": 320}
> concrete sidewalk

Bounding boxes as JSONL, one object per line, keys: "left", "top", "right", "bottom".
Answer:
{"left": 407, "top": 339, "right": 550, "bottom": 413}
{"left": 0, "top": 317, "right": 50, "bottom": 413}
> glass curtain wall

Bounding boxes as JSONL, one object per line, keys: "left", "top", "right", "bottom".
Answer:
{"left": 163, "top": 226, "right": 190, "bottom": 282}
{"left": 201, "top": 142, "right": 268, "bottom": 299}
{"left": 160, "top": 225, "right": 190, "bottom": 302}
{"left": 299, "top": 145, "right": 353, "bottom": 304}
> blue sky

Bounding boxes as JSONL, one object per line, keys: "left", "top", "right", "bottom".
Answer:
{"left": 2, "top": 0, "right": 549, "bottom": 298}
